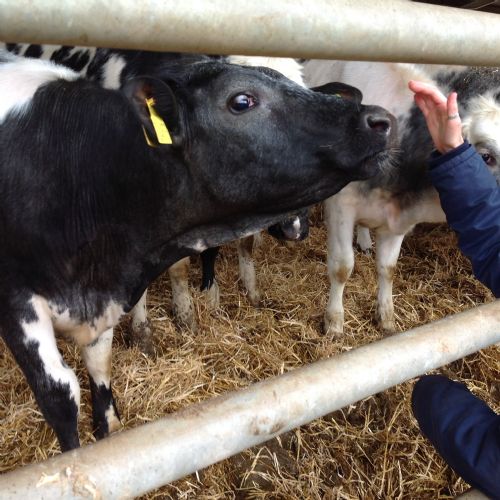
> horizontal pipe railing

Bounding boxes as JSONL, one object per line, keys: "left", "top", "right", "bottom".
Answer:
{"left": 2, "top": 0, "right": 500, "bottom": 66}
{"left": 455, "top": 488, "right": 489, "bottom": 499}
{"left": 0, "top": 300, "right": 498, "bottom": 499}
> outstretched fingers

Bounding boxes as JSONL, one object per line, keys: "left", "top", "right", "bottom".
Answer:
{"left": 414, "top": 93, "right": 430, "bottom": 117}
{"left": 408, "top": 80, "right": 464, "bottom": 153}
{"left": 408, "top": 80, "right": 447, "bottom": 105}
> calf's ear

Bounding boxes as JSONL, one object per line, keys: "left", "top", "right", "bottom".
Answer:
{"left": 123, "top": 77, "right": 181, "bottom": 146}
{"left": 311, "top": 82, "right": 363, "bottom": 105}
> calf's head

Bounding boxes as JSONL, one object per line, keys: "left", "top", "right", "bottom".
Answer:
{"left": 124, "top": 61, "right": 396, "bottom": 220}
{"left": 267, "top": 208, "right": 309, "bottom": 241}
{"left": 462, "top": 93, "right": 500, "bottom": 183}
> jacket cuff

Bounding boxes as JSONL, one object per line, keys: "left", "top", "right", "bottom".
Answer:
{"left": 429, "top": 141, "right": 471, "bottom": 170}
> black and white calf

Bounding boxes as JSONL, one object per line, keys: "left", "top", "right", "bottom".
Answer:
{"left": 303, "top": 60, "right": 500, "bottom": 336}
{"left": 0, "top": 51, "right": 395, "bottom": 450}
{"left": 3, "top": 43, "right": 308, "bottom": 347}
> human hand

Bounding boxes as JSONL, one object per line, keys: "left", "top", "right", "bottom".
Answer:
{"left": 408, "top": 80, "right": 464, "bottom": 154}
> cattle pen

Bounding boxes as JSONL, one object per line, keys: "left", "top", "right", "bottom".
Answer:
{"left": 0, "top": 1, "right": 499, "bottom": 499}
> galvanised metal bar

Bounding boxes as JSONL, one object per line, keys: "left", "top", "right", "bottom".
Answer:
{"left": 455, "top": 488, "right": 489, "bottom": 499}
{"left": 0, "top": 300, "right": 498, "bottom": 499}
{"left": 2, "top": 0, "right": 500, "bottom": 65}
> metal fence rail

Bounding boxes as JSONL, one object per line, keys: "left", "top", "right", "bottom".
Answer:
{"left": 0, "top": 301, "right": 498, "bottom": 499}
{"left": 2, "top": 0, "right": 500, "bottom": 65}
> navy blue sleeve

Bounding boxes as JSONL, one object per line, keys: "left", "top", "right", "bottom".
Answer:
{"left": 429, "top": 143, "right": 500, "bottom": 297}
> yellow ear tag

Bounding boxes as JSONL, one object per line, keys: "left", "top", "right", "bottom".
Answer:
{"left": 142, "top": 126, "right": 156, "bottom": 147}
{"left": 145, "top": 97, "right": 173, "bottom": 145}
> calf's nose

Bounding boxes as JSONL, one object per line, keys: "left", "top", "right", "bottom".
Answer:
{"left": 361, "top": 107, "right": 392, "bottom": 136}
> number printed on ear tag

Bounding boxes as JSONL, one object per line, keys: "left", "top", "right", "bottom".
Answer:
{"left": 145, "top": 97, "right": 173, "bottom": 145}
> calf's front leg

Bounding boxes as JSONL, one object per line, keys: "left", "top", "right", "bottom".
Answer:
{"left": 324, "top": 199, "right": 356, "bottom": 337}
{"left": 2, "top": 296, "right": 81, "bottom": 451}
{"left": 82, "top": 328, "right": 121, "bottom": 440}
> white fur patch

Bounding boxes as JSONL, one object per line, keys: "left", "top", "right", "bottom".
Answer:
{"left": 292, "top": 217, "right": 301, "bottom": 238}
{"left": 102, "top": 54, "right": 127, "bottom": 89}
{"left": 50, "top": 300, "right": 124, "bottom": 346}
{"left": 228, "top": 55, "right": 304, "bottom": 86}
{"left": 0, "top": 52, "right": 79, "bottom": 123}
{"left": 191, "top": 239, "right": 207, "bottom": 252}
{"left": 333, "top": 182, "right": 445, "bottom": 236}
{"left": 105, "top": 403, "right": 121, "bottom": 433}
{"left": 462, "top": 94, "right": 500, "bottom": 146}
{"left": 22, "top": 296, "right": 80, "bottom": 407}
{"left": 82, "top": 328, "right": 113, "bottom": 388}
{"left": 130, "top": 291, "right": 148, "bottom": 328}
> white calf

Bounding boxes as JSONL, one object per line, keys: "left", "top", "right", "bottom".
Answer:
{"left": 304, "top": 60, "right": 500, "bottom": 336}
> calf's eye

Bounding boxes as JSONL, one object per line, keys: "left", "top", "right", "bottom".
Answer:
{"left": 481, "top": 153, "right": 497, "bottom": 167}
{"left": 228, "top": 94, "right": 258, "bottom": 113}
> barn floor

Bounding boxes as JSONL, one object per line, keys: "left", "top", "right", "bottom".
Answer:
{"left": 1, "top": 208, "right": 498, "bottom": 499}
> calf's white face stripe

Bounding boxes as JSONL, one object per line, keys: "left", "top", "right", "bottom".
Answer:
{"left": 0, "top": 55, "right": 78, "bottom": 124}
{"left": 22, "top": 296, "right": 80, "bottom": 407}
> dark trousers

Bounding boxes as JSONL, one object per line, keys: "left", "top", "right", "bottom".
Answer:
{"left": 412, "top": 374, "right": 500, "bottom": 499}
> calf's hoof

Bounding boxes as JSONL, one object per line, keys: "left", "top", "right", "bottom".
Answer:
{"left": 247, "top": 289, "right": 261, "bottom": 307}
{"left": 203, "top": 280, "right": 220, "bottom": 310}
{"left": 93, "top": 405, "right": 122, "bottom": 440}
{"left": 173, "top": 308, "right": 198, "bottom": 333}
{"left": 323, "top": 313, "right": 344, "bottom": 338}
{"left": 356, "top": 244, "right": 373, "bottom": 255}
{"left": 377, "top": 313, "right": 397, "bottom": 335}
{"left": 127, "top": 320, "right": 155, "bottom": 356}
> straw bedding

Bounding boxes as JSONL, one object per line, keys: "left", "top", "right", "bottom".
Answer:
{"left": 1, "top": 207, "right": 498, "bottom": 499}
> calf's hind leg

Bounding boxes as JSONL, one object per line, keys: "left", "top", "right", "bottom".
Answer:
{"left": 129, "top": 290, "right": 154, "bottom": 355}
{"left": 356, "top": 225, "right": 373, "bottom": 253}
{"left": 237, "top": 235, "right": 261, "bottom": 306}
{"left": 169, "top": 257, "right": 197, "bottom": 330}
{"left": 375, "top": 230, "right": 405, "bottom": 334}
{"left": 200, "top": 247, "right": 221, "bottom": 309}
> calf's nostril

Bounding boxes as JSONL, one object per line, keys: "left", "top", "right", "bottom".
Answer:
{"left": 366, "top": 115, "right": 391, "bottom": 134}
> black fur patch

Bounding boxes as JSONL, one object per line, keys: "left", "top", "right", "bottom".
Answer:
{"left": 5, "top": 43, "right": 21, "bottom": 54}
{"left": 50, "top": 46, "right": 91, "bottom": 72}
{"left": 24, "top": 44, "right": 43, "bottom": 59}
{"left": 200, "top": 247, "right": 219, "bottom": 290}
